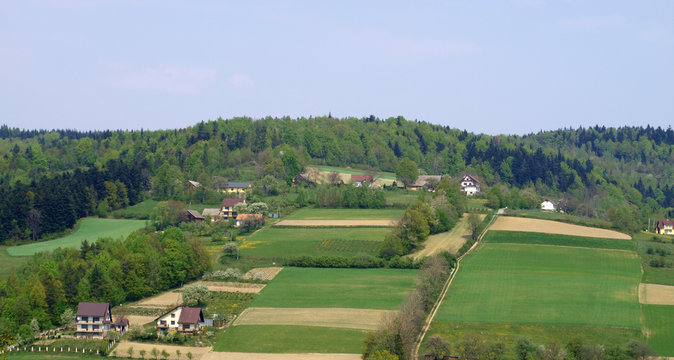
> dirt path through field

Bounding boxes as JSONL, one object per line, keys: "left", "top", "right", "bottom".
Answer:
{"left": 276, "top": 219, "right": 394, "bottom": 227}
{"left": 490, "top": 217, "right": 631, "bottom": 239}
{"left": 639, "top": 283, "right": 674, "bottom": 305}
{"left": 409, "top": 214, "right": 485, "bottom": 259}
{"left": 233, "top": 307, "right": 396, "bottom": 330}
{"left": 112, "top": 341, "right": 211, "bottom": 359}
{"left": 193, "top": 281, "right": 265, "bottom": 293}
{"left": 203, "top": 352, "right": 361, "bottom": 360}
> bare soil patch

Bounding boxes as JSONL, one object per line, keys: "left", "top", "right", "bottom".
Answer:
{"left": 112, "top": 341, "right": 211, "bottom": 359}
{"left": 639, "top": 283, "right": 674, "bottom": 305}
{"left": 276, "top": 220, "right": 393, "bottom": 227}
{"left": 203, "top": 352, "right": 361, "bottom": 360}
{"left": 233, "top": 307, "right": 396, "bottom": 330}
{"left": 490, "top": 217, "right": 631, "bottom": 239}
{"left": 242, "top": 267, "right": 283, "bottom": 280}
{"left": 410, "top": 214, "right": 485, "bottom": 259}
{"left": 136, "top": 291, "right": 182, "bottom": 307}
{"left": 123, "top": 315, "right": 156, "bottom": 326}
{"left": 193, "top": 281, "right": 265, "bottom": 293}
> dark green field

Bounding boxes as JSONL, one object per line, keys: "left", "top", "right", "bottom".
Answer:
{"left": 285, "top": 208, "right": 403, "bottom": 220}
{"left": 213, "top": 325, "right": 367, "bottom": 353}
{"left": 240, "top": 227, "right": 388, "bottom": 258}
{"left": 249, "top": 267, "right": 417, "bottom": 310}
{"left": 483, "top": 230, "right": 636, "bottom": 251}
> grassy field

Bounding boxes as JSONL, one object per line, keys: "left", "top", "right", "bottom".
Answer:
{"left": 315, "top": 166, "right": 397, "bottom": 180}
{"left": 642, "top": 304, "right": 674, "bottom": 356}
{"left": 213, "top": 325, "right": 367, "bottom": 353}
{"left": 0, "top": 247, "right": 29, "bottom": 277}
{"left": 285, "top": 208, "right": 403, "bottom": 220}
{"left": 250, "top": 267, "right": 417, "bottom": 310}
{"left": 435, "top": 243, "right": 642, "bottom": 327}
{"left": 386, "top": 190, "right": 422, "bottom": 207}
{"left": 483, "top": 230, "right": 636, "bottom": 251}
{"left": 467, "top": 198, "right": 489, "bottom": 210}
{"left": 633, "top": 232, "right": 674, "bottom": 286}
{"left": 240, "top": 227, "right": 388, "bottom": 258}
{"left": 7, "top": 218, "right": 146, "bottom": 256}
{"left": 112, "top": 199, "right": 159, "bottom": 219}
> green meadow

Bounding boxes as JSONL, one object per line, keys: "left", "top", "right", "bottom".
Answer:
{"left": 240, "top": 227, "right": 388, "bottom": 258}
{"left": 483, "top": 230, "right": 636, "bottom": 251}
{"left": 642, "top": 304, "right": 674, "bottom": 356}
{"left": 213, "top": 325, "right": 367, "bottom": 353}
{"left": 7, "top": 218, "right": 146, "bottom": 256}
{"left": 285, "top": 207, "right": 403, "bottom": 220}
{"left": 250, "top": 267, "right": 418, "bottom": 310}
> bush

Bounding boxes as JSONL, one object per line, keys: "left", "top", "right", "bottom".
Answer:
{"left": 182, "top": 284, "right": 210, "bottom": 306}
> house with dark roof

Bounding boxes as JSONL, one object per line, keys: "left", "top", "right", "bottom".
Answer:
{"left": 460, "top": 175, "right": 481, "bottom": 196}
{"left": 218, "top": 181, "right": 252, "bottom": 195}
{"left": 186, "top": 210, "right": 205, "bottom": 222}
{"left": 155, "top": 305, "right": 205, "bottom": 334}
{"left": 202, "top": 208, "right": 221, "bottom": 221}
{"left": 75, "top": 302, "right": 112, "bottom": 339}
{"left": 408, "top": 175, "right": 443, "bottom": 191}
{"left": 220, "top": 198, "right": 246, "bottom": 219}
{"left": 112, "top": 317, "right": 129, "bottom": 333}
{"left": 656, "top": 220, "right": 674, "bottom": 235}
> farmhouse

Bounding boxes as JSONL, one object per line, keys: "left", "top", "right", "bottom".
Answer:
{"left": 236, "top": 213, "right": 264, "bottom": 227}
{"left": 202, "top": 208, "right": 221, "bottom": 221}
{"left": 155, "top": 305, "right": 204, "bottom": 335}
{"left": 408, "top": 175, "right": 442, "bottom": 191}
{"left": 185, "top": 210, "right": 205, "bottom": 222}
{"left": 351, "top": 174, "right": 373, "bottom": 187}
{"left": 460, "top": 175, "right": 480, "bottom": 196}
{"left": 220, "top": 198, "right": 246, "bottom": 219}
{"left": 112, "top": 317, "right": 129, "bottom": 333}
{"left": 75, "top": 302, "right": 112, "bottom": 339}
{"left": 656, "top": 220, "right": 674, "bottom": 235}
{"left": 220, "top": 182, "right": 252, "bottom": 195}
{"left": 541, "top": 199, "right": 557, "bottom": 211}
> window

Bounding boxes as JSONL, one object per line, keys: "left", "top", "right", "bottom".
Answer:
{"left": 171, "top": 313, "right": 175, "bottom": 318}
{"left": 93, "top": 325, "right": 99, "bottom": 330}
{"left": 171, "top": 321, "right": 175, "bottom": 325}
{"left": 81, "top": 316, "right": 88, "bottom": 322}
{"left": 182, "top": 324, "right": 190, "bottom": 330}
{"left": 93, "top": 317, "right": 99, "bottom": 322}
{"left": 80, "top": 325, "right": 87, "bottom": 330}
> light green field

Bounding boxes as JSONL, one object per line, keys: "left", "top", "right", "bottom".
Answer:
{"left": 634, "top": 232, "right": 674, "bottom": 286}
{"left": 112, "top": 199, "right": 159, "bottom": 219}
{"left": 250, "top": 267, "right": 417, "bottom": 310}
{"left": 642, "top": 304, "right": 674, "bottom": 356}
{"left": 386, "top": 190, "right": 420, "bottom": 207}
{"left": 240, "top": 227, "right": 388, "bottom": 258}
{"left": 435, "top": 243, "right": 642, "bottom": 327}
{"left": 0, "top": 247, "right": 29, "bottom": 277}
{"left": 213, "top": 325, "right": 367, "bottom": 353}
{"left": 484, "top": 230, "right": 636, "bottom": 251}
{"left": 286, "top": 208, "right": 403, "bottom": 220}
{"left": 315, "top": 166, "right": 397, "bottom": 180}
{"left": 7, "top": 218, "right": 146, "bottom": 256}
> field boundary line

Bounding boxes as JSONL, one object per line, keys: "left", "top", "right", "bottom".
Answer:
{"left": 412, "top": 213, "right": 498, "bottom": 360}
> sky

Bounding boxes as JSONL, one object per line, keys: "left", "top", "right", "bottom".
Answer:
{"left": 1, "top": 1, "right": 673, "bottom": 135}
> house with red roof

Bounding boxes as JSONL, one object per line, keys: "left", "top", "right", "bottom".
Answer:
{"left": 220, "top": 198, "right": 245, "bottom": 219}
{"left": 656, "top": 220, "right": 674, "bottom": 235}
{"left": 75, "top": 302, "right": 112, "bottom": 339}
{"left": 351, "top": 174, "right": 373, "bottom": 187}
{"left": 155, "top": 305, "right": 205, "bottom": 335}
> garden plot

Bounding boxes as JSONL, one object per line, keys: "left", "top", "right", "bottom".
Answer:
{"left": 112, "top": 341, "right": 211, "bottom": 359}
{"left": 639, "top": 283, "right": 674, "bottom": 305}
{"left": 233, "top": 307, "right": 396, "bottom": 330}
{"left": 490, "top": 217, "right": 631, "bottom": 239}
{"left": 193, "top": 281, "right": 265, "bottom": 293}
{"left": 242, "top": 267, "right": 283, "bottom": 280}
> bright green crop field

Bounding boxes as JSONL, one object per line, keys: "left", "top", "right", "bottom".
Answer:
{"left": 435, "top": 243, "right": 642, "bottom": 327}
{"left": 214, "top": 325, "right": 367, "bottom": 353}
{"left": 285, "top": 208, "right": 403, "bottom": 220}
{"left": 250, "top": 267, "right": 417, "bottom": 310}
{"left": 642, "top": 304, "right": 674, "bottom": 355}
{"left": 7, "top": 218, "right": 146, "bottom": 256}
{"left": 240, "top": 227, "right": 387, "bottom": 258}
{"left": 483, "top": 230, "right": 636, "bottom": 251}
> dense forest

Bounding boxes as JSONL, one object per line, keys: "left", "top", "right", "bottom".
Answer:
{"left": 0, "top": 117, "right": 673, "bottom": 243}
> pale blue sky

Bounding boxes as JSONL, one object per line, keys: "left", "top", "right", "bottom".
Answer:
{"left": 1, "top": 1, "right": 672, "bottom": 135}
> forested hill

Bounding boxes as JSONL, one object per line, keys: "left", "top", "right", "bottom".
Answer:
{"left": 0, "top": 117, "right": 672, "bottom": 242}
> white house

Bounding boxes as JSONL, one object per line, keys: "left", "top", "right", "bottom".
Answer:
{"left": 155, "top": 305, "right": 204, "bottom": 335}
{"left": 75, "top": 302, "right": 112, "bottom": 339}
{"left": 541, "top": 200, "right": 557, "bottom": 211}
{"left": 460, "top": 175, "right": 480, "bottom": 196}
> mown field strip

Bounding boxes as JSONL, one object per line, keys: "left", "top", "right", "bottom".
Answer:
{"left": 639, "top": 283, "right": 674, "bottom": 305}
{"left": 285, "top": 208, "right": 403, "bottom": 220}
{"left": 275, "top": 219, "right": 393, "bottom": 227}
{"left": 233, "top": 307, "right": 397, "bottom": 330}
{"left": 490, "top": 216, "right": 631, "bottom": 239}
{"left": 410, "top": 214, "right": 485, "bottom": 259}
{"left": 113, "top": 341, "right": 211, "bottom": 359}
{"left": 203, "top": 352, "right": 361, "bottom": 360}
{"left": 483, "top": 230, "right": 635, "bottom": 250}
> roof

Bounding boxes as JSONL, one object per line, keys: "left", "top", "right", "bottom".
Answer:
{"left": 411, "top": 175, "right": 442, "bottom": 187}
{"left": 227, "top": 182, "right": 251, "bottom": 188}
{"left": 113, "top": 317, "right": 129, "bottom": 326}
{"left": 187, "top": 210, "right": 204, "bottom": 219}
{"left": 188, "top": 180, "right": 201, "bottom": 187}
{"left": 236, "top": 213, "right": 263, "bottom": 221}
{"left": 542, "top": 199, "right": 557, "bottom": 205}
{"left": 461, "top": 174, "right": 479, "bottom": 184}
{"left": 658, "top": 220, "right": 674, "bottom": 227}
{"left": 221, "top": 198, "right": 245, "bottom": 207}
{"left": 202, "top": 208, "right": 220, "bottom": 216}
{"left": 178, "top": 307, "right": 204, "bottom": 324}
{"left": 351, "top": 174, "right": 373, "bottom": 182}
{"left": 77, "top": 302, "right": 110, "bottom": 317}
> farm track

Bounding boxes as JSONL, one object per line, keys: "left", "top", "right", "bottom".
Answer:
{"left": 409, "top": 214, "right": 486, "bottom": 259}
{"left": 233, "top": 307, "right": 397, "bottom": 330}
{"left": 490, "top": 216, "right": 631, "bottom": 239}
{"left": 275, "top": 219, "right": 394, "bottom": 227}
{"left": 412, "top": 214, "right": 497, "bottom": 360}
{"left": 203, "top": 352, "right": 361, "bottom": 360}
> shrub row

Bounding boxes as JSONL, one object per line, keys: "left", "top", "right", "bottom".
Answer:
{"left": 283, "top": 254, "right": 423, "bottom": 269}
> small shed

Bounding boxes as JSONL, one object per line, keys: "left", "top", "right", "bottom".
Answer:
{"left": 186, "top": 210, "right": 205, "bottom": 222}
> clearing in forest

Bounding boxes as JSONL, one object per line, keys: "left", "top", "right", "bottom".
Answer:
{"left": 639, "top": 283, "right": 674, "bottom": 305}
{"left": 233, "top": 307, "right": 396, "bottom": 330}
{"left": 410, "top": 214, "right": 485, "bottom": 259}
{"left": 489, "top": 216, "right": 631, "bottom": 239}
{"left": 7, "top": 218, "right": 146, "bottom": 256}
